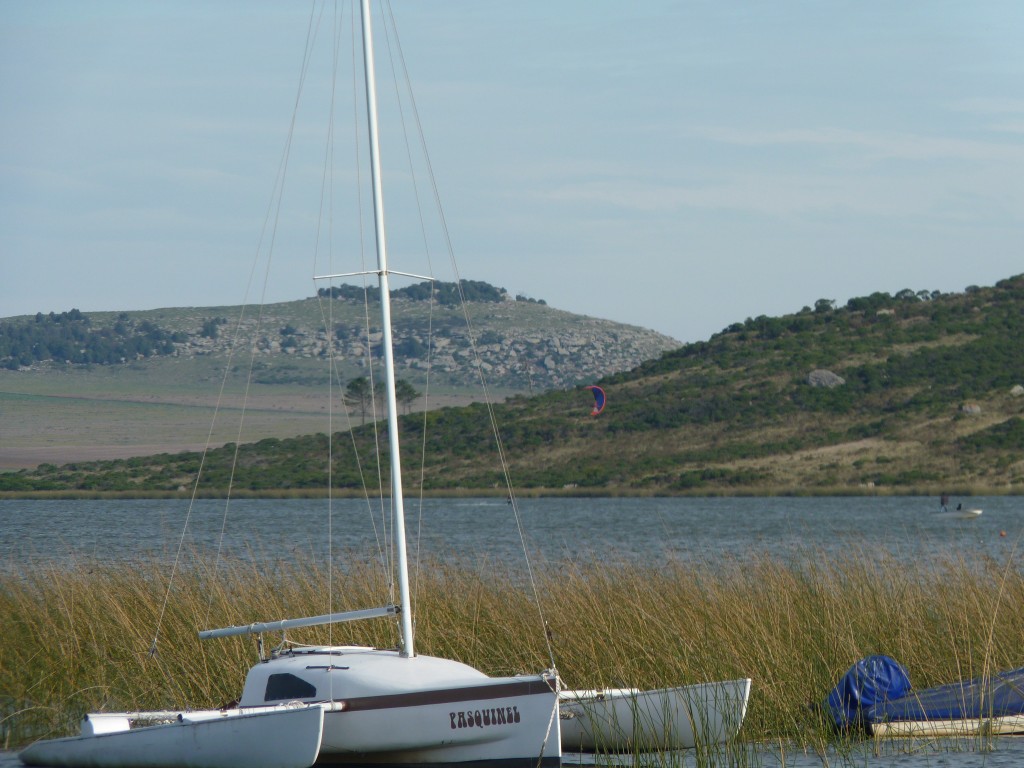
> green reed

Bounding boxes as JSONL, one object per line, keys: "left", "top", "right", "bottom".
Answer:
{"left": 2, "top": 547, "right": 1022, "bottom": 754}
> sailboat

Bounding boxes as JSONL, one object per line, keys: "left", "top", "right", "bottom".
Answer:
{"left": 20, "top": 2, "right": 561, "bottom": 767}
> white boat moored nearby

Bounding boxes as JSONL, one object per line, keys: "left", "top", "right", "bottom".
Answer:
{"left": 559, "top": 679, "right": 751, "bottom": 752}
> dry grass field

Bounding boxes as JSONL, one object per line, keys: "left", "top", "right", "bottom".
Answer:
{"left": 0, "top": 363, "right": 482, "bottom": 471}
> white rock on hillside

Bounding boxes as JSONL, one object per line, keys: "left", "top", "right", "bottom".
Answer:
{"left": 807, "top": 369, "right": 846, "bottom": 388}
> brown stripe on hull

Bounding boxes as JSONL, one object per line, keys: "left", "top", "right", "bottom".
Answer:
{"left": 335, "top": 678, "right": 555, "bottom": 712}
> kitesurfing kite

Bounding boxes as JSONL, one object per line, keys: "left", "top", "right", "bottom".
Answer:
{"left": 585, "top": 385, "right": 606, "bottom": 416}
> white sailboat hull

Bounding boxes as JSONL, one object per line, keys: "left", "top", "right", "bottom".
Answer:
{"left": 317, "top": 682, "right": 560, "bottom": 765}
{"left": 19, "top": 668, "right": 561, "bottom": 768}
{"left": 236, "top": 646, "right": 561, "bottom": 766}
{"left": 558, "top": 679, "right": 750, "bottom": 752}
{"left": 20, "top": 704, "right": 324, "bottom": 768}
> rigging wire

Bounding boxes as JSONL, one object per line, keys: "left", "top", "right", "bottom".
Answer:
{"left": 309, "top": 0, "right": 344, "bottom": 653}
{"left": 149, "top": 0, "right": 325, "bottom": 656}
{"left": 308, "top": 0, "right": 404, "bottom": 651}
{"left": 377, "top": 0, "right": 438, "bottom": 638}
{"left": 154, "top": 0, "right": 556, "bottom": 673}
{"left": 382, "top": 0, "right": 557, "bottom": 671}
{"left": 206, "top": 0, "right": 331, "bottom": 632}
{"left": 355, "top": 12, "right": 396, "bottom": 626}
{"left": 319, "top": 0, "right": 401, "bottom": 646}
{"left": 313, "top": 0, "right": 404, "bottom": 654}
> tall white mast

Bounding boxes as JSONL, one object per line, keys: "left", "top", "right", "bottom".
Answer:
{"left": 359, "top": 0, "right": 415, "bottom": 658}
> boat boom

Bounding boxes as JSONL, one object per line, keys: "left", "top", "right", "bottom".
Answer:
{"left": 198, "top": 605, "right": 398, "bottom": 640}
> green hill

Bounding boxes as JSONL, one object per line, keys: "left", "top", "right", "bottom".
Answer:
{"left": 3, "top": 274, "right": 1023, "bottom": 496}
{"left": 0, "top": 281, "right": 678, "bottom": 472}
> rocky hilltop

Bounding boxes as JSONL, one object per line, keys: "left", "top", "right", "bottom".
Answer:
{"left": 3, "top": 284, "right": 679, "bottom": 393}
{"left": 167, "top": 297, "right": 679, "bottom": 391}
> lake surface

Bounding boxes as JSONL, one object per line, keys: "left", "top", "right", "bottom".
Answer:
{"left": 3, "top": 740, "right": 1024, "bottom": 768}
{"left": 2, "top": 495, "right": 1021, "bottom": 569}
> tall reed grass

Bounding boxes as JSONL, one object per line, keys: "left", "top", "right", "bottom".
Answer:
{"left": 2, "top": 548, "right": 1022, "bottom": 756}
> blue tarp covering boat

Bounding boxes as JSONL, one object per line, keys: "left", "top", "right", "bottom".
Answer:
{"left": 824, "top": 655, "right": 1024, "bottom": 737}
{"left": 824, "top": 655, "right": 912, "bottom": 731}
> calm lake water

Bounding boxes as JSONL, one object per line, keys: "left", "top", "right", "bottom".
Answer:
{"left": 1, "top": 495, "right": 1021, "bottom": 569}
{"left": 3, "top": 740, "right": 1024, "bottom": 767}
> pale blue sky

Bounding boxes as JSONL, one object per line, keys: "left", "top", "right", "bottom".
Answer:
{"left": 3, "top": 1, "right": 1023, "bottom": 343}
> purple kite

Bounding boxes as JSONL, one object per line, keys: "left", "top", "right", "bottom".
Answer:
{"left": 585, "top": 385, "right": 606, "bottom": 416}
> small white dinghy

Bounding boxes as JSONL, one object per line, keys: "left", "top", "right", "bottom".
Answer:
{"left": 934, "top": 495, "right": 982, "bottom": 519}
{"left": 19, "top": 704, "right": 325, "bottom": 768}
{"left": 934, "top": 507, "right": 982, "bottom": 520}
{"left": 559, "top": 679, "right": 751, "bottom": 752}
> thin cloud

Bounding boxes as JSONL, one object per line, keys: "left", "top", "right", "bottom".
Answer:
{"left": 688, "top": 125, "right": 1024, "bottom": 164}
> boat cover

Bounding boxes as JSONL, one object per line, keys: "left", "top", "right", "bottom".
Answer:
{"left": 823, "top": 655, "right": 911, "bottom": 730}
{"left": 824, "top": 655, "right": 1024, "bottom": 731}
{"left": 866, "top": 665, "right": 1024, "bottom": 723}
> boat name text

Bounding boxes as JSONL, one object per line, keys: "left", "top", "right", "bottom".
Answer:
{"left": 450, "top": 706, "right": 521, "bottom": 730}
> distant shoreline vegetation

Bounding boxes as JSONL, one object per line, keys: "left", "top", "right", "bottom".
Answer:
{"left": 0, "top": 309, "right": 185, "bottom": 370}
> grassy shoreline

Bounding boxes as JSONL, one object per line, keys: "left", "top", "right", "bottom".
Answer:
{"left": 3, "top": 551, "right": 1022, "bottom": 754}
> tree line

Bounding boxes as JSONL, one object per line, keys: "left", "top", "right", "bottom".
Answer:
{"left": 0, "top": 310, "right": 185, "bottom": 369}
{"left": 317, "top": 279, "right": 522, "bottom": 306}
